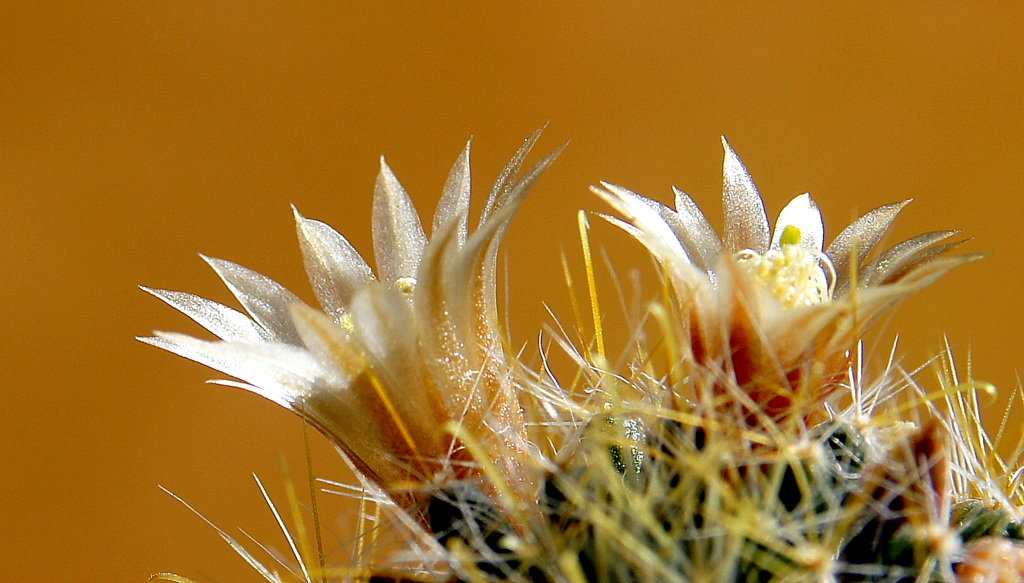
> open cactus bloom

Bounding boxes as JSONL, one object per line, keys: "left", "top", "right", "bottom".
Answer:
{"left": 141, "top": 129, "right": 563, "bottom": 517}
{"left": 593, "top": 138, "right": 979, "bottom": 426}
{"left": 142, "top": 133, "right": 1023, "bottom": 583}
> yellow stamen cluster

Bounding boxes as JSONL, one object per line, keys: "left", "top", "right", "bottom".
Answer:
{"left": 735, "top": 226, "right": 834, "bottom": 308}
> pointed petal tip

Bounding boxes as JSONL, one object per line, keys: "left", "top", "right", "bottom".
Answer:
{"left": 885, "top": 198, "right": 913, "bottom": 214}
{"left": 721, "top": 136, "right": 744, "bottom": 162}
{"left": 199, "top": 254, "right": 233, "bottom": 273}
{"left": 772, "top": 193, "right": 825, "bottom": 250}
{"left": 549, "top": 139, "right": 571, "bottom": 159}
{"left": 590, "top": 182, "right": 633, "bottom": 203}
{"left": 529, "top": 121, "right": 551, "bottom": 139}
{"left": 287, "top": 300, "right": 323, "bottom": 324}
{"left": 794, "top": 192, "right": 815, "bottom": 205}
{"left": 138, "top": 284, "right": 172, "bottom": 299}
{"left": 136, "top": 334, "right": 166, "bottom": 347}
{"left": 720, "top": 136, "right": 769, "bottom": 252}
{"left": 878, "top": 198, "right": 913, "bottom": 213}
{"left": 453, "top": 138, "right": 473, "bottom": 163}
{"left": 377, "top": 156, "right": 396, "bottom": 176}
{"left": 721, "top": 136, "right": 743, "bottom": 162}
{"left": 376, "top": 156, "right": 401, "bottom": 184}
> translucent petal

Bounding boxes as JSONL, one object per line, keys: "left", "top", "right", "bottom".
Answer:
{"left": 891, "top": 238, "right": 972, "bottom": 276}
{"left": 882, "top": 253, "right": 983, "bottom": 290}
{"left": 419, "top": 233, "right": 505, "bottom": 452}
{"left": 141, "top": 286, "right": 271, "bottom": 342}
{"left": 826, "top": 199, "right": 910, "bottom": 295}
{"left": 770, "top": 194, "right": 824, "bottom": 251}
{"left": 348, "top": 284, "right": 416, "bottom": 371}
{"left": 595, "top": 212, "right": 643, "bottom": 240}
{"left": 480, "top": 125, "right": 546, "bottom": 224}
{"left": 496, "top": 141, "right": 566, "bottom": 223}
{"left": 472, "top": 142, "right": 564, "bottom": 328}
{"left": 640, "top": 195, "right": 706, "bottom": 268}
{"left": 345, "top": 286, "right": 451, "bottom": 458}
{"left": 671, "top": 186, "right": 722, "bottom": 270}
{"left": 592, "top": 182, "right": 699, "bottom": 284}
{"left": 293, "top": 371, "right": 430, "bottom": 502}
{"left": 293, "top": 206, "right": 374, "bottom": 320}
{"left": 416, "top": 219, "right": 470, "bottom": 351}
{"left": 202, "top": 256, "right": 307, "bottom": 345}
{"left": 373, "top": 158, "right": 427, "bottom": 283}
{"left": 479, "top": 126, "right": 567, "bottom": 231}
{"left": 138, "top": 332, "right": 322, "bottom": 403}
{"left": 432, "top": 140, "right": 472, "bottom": 245}
{"left": 438, "top": 200, "right": 516, "bottom": 356}
{"left": 419, "top": 215, "right": 531, "bottom": 479}
{"left": 864, "top": 230, "right": 958, "bottom": 286}
{"left": 594, "top": 183, "right": 685, "bottom": 254}
{"left": 721, "top": 137, "right": 769, "bottom": 253}
{"left": 288, "top": 304, "right": 362, "bottom": 387}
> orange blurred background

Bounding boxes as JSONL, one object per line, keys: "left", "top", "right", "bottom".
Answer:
{"left": 4, "top": 3, "right": 1024, "bottom": 581}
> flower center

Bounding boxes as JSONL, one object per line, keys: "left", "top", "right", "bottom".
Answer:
{"left": 735, "top": 226, "right": 835, "bottom": 307}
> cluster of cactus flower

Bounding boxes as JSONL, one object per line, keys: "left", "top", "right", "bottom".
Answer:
{"left": 143, "top": 129, "right": 1024, "bottom": 582}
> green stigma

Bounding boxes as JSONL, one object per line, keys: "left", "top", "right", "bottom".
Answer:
{"left": 780, "top": 224, "right": 802, "bottom": 246}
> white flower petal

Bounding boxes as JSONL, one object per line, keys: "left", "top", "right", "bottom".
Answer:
{"left": 479, "top": 125, "right": 546, "bottom": 225}
{"left": 721, "top": 137, "right": 770, "bottom": 253}
{"left": 826, "top": 199, "right": 911, "bottom": 295}
{"left": 592, "top": 182, "right": 701, "bottom": 284}
{"left": 345, "top": 286, "right": 453, "bottom": 444}
{"left": 373, "top": 158, "right": 427, "bottom": 284}
{"left": 770, "top": 193, "right": 824, "bottom": 251}
{"left": 595, "top": 212, "right": 643, "bottom": 239}
{"left": 414, "top": 220, "right": 472, "bottom": 369}
{"left": 864, "top": 230, "right": 959, "bottom": 286}
{"left": 138, "top": 332, "right": 323, "bottom": 402}
{"left": 288, "top": 303, "right": 361, "bottom": 387}
{"left": 499, "top": 142, "right": 566, "bottom": 221}
{"left": 466, "top": 143, "right": 565, "bottom": 326}
{"left": 639, "top": 194, "right": 708, "bottom": 268}
{"left": 202, "top": 255, "right": 308, "bottom": 345}
{"left": 437, "top": 201, "right": 515, "bottom": 349}
{"left": 479, "top": 126, "right": 566, "bottom": 228}
{"left": 432, "top": 140, "right": 472, "bottom": 245}
{"left": 672, "top": 186, "right": 723, "bottom": 270}
{"left": 879, "top": 252, "right": 983, "bottom": 290}
{"left": 140, "top": 286, "right": 271, "bottom": 342}
{"left": 348, "top": 284, "right": 417, "bottom": 371}
{"left": 293, "top": 206, "right": 374, "bottom": 320}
